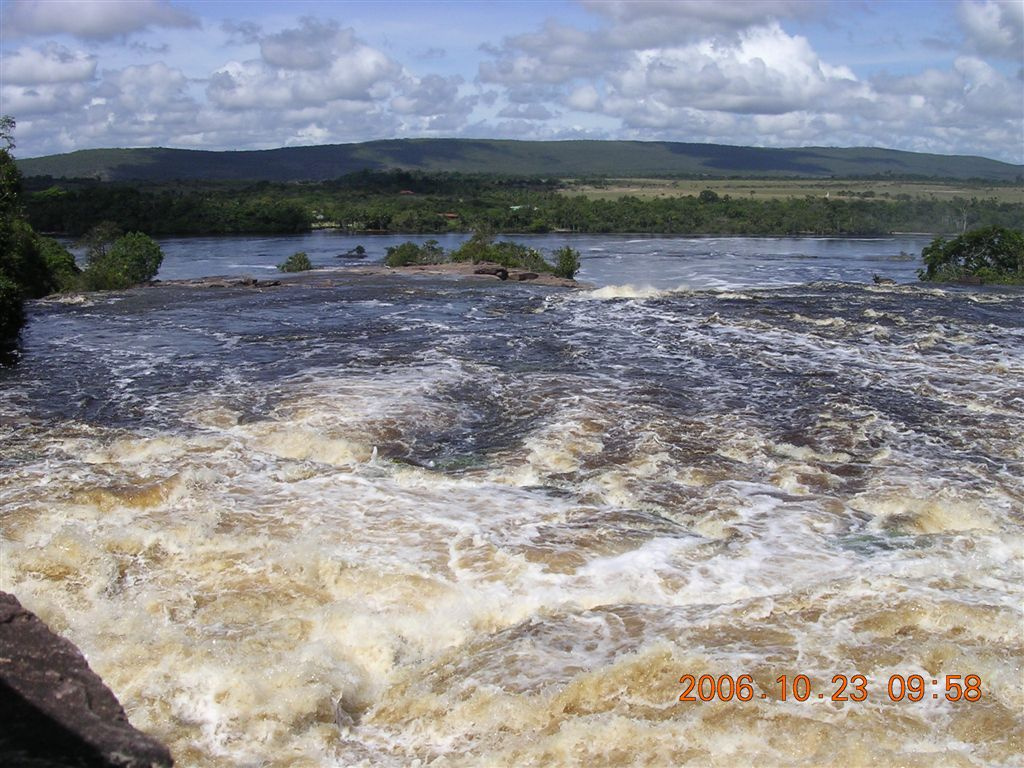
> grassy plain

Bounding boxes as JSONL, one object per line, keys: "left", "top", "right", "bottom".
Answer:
{"left": 565, "top": 178, "right": 1024, "bottom": 203}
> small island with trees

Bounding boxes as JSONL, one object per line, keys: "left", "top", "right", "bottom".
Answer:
{"left": 383, "top": 234, "right": 580, "bottom": 280}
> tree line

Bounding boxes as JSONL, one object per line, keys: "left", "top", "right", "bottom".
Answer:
{"left": 23, "top": 171, "right": 1024, "bottom": 238}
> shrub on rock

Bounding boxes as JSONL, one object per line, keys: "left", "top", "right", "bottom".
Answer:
{"left": 278, "top": 251, "right": 313, "bottom": 272}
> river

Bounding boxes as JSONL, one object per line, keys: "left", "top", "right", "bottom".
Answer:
{"left": 2, "top": 234, "right": 1022, "bottom": 766}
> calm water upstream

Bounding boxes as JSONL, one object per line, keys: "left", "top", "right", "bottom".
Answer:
{"left": 2, "top": 235, "right": 1022, "bottom": 766}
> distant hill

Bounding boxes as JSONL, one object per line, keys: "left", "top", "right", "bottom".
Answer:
{"left": 17, "top": 139, "right": 1023, "bottom": 183}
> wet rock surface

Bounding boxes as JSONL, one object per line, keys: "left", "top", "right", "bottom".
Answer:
{"left": 0, "top": 592, "right": 173, "bottom": 767}
{"left": 473, "top": 266, "right": 509, "bottom": 280}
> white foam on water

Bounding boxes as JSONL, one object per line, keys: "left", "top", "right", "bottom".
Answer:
{"left": 4, "top": 275, "right": 1023, "bottom": 767}
{"left": 574, "top": 284, "right": 687, "bottom": 300}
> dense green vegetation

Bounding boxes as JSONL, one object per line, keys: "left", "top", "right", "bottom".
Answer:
{"left": 0, "top": 273, "right": 23, "bottom": 342}
{"left": 449, "top": 234, "right": 557, "bottom": 274}
{"left": 278, "top": 251, "right": 313, "bottom": 272}
{"left": 17, "top": 139, "right": 1024, "bottom": 182}
{"left": 1, "top": 117, "right": 169, "bottom": 347}
{"left": 385, "top": 233, "right": 581, "bottom": 279}
{"left": 22, "top": 170, "right": 1024, "bottom": 238}
{"left": 553, "top": 246, "right": 582, "bottom": 280}
{"left": 918, "top": 226, "right": 1024, "bottom": 284}
{"left": 78, "top": 223, "right": 164, "bottom": 290}
{"left": 0, "top": 117, "right": 76, "bottom": 345}
{"left": 384, "top": 240, "right": 446, "bottom": 267}
{"left": 38, "top": 235, "right": 81, "bottom": 292}
{"left": 26, "top": 179, "right": 309, "bottom": 236}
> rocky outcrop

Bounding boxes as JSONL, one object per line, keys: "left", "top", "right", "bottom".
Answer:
{"left": 0, "top": 592, "right": 173, "bottom": 767}
{"left": 473, "top": 266, "right": 509, "bottom": 280}
{"left": 152, "top": 276, "right": 282, "bottom": 289}
{"left": 152, "top": 264, "right": 583, "bottom": 289}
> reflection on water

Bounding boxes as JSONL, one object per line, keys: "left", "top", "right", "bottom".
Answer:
{"left": 2, "top": 237, "right": 1021, "bottom": 766}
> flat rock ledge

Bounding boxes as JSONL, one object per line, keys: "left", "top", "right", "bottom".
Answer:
{"left": 156, "top": 262, "right": 583, "bottom": 290}
{"left": 0, "top": 592, "right": 173, "bottom": 767}
{"left": 385, "top": 260, "right": 579, "bottom": 287}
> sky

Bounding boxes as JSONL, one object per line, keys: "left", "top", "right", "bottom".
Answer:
{"left": 1, "top": 0, "right": 1022, "bottom": 163}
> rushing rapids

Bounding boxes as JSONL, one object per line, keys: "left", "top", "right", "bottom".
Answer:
{"left": 1, "top": 235, "right": 1021, "bottom": 766}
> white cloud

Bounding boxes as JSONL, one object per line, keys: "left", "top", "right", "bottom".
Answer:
{"left": 497, "top": 103, "right": 555, "bottom": 119}
{"left": 583, "top": 0, "right": 821, "bottom": 48}
{"left": 871, "top": 55, "right": 1023, "bottom": 128}
{"left": 612, "top": 24, "right": 861, "bottom": 115}
{"left": 474, "top": 9, "right": 874, "bottom": 145}
{"left": 958, "top": 0, "right": 1024, "bottom": 59}
{"left": 479, "top": 19, "right": 619, "bottom": 85}
{"left": 391, "top": 74, "right": 477, "bottom": 133}
{"left": 567, "top": 84, "right": 601, "bottom": 112}
{"left": 391, "top": 74, "right": 462, "bottom": 114}
{"left": 206, "top": 19, "right": 401, "bottom": 114}
{"left": 259, "top": 18, "right": 357, "bottom": 71}
{"left": 102, "top": 62, "right": 192, "bottom": 113}
{"left": 0, "top": 82, "right": 92, "bottom": 115}
{"left": 1, "top": 43, "right": 96, "bottom": 84}
{"left": 954, "top": 54, "right": 1023, "bottom": 117}
{"left": 2, "top": 0, "right": 197, "bottom": 41}
{"left": 208, "top": 49, "right": 400, "bottom": 110}
{"left": 221, "top": 20, "right": 262, "bottom": 47}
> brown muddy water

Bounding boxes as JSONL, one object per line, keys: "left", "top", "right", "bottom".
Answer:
{"left": 1, "top": 236, "right": 1022, "bottom": 766}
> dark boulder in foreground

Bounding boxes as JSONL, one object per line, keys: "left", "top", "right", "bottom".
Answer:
{"left": 0, "top": 591, "right": 173, "bottom": 767}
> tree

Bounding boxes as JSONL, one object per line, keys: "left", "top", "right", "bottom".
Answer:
{"left": 278, "top": 251, "right": 312, "bottom": 272}
{"left": 79, "top": 221, "right": 124, "bottom": 263}
{"left": 449, "top": 231, "right": 493, "bottom": 263}
{"left": 0, "top": 117, "right": 20, "bottom": 215}
{"left": 0, "top": 116, "right": 13, "bottom": 150}
{"left": 81, "top": 228, "right": 164, "bottom": 290}
{"left": 552, "top": 246, "right": 581, "bottom": 279}
{"left": 919, "top": 226, "right": 1024, "bottom": 284}
{"left": 0, "top": 218, "right": 55, "bottom": 298}
{"left": 0, "top": 274, "right": 24, "bottom": 343}
{"left": 37, "top": 236, "right": 80, "bottom": 292}
{"left": 1, "top": 116, "right": 67, "bottom": 343}
{"left": 385, "top": 240, "right": 445, "bottom": 267}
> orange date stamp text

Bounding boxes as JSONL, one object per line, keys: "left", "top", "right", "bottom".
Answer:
{"left": 678, "top": 673, "right": 983, "bottom": 703}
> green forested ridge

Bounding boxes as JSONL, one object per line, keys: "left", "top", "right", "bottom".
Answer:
{"left": 24, "top": 171, "right": 1024, "bottom": 238}
{"left": 17, "top": 139, "right": 1024, "bottom": 183}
